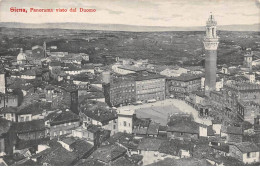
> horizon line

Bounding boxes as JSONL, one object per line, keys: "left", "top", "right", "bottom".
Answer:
{"left": 0, "top": 21, "right": 259, "bottom": 28}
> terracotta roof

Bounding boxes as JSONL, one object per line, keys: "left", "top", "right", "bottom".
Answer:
{"left": 137, "top": 138, "right": 165, "bottom": 151}
{"left": 33, "top": 146, "right": 77, "bottom": 166}
{"left": 231, "top": 142, "right": 260, "bottom": 153}
{"left": 211, "top": 144, "right": 229, "bottom": 153}
{"left": 48, "top": 109, "right": 80, "bottom": 126}
{"left": 167, "top": 120, "right": 200, "bottom": 134}
{"left": 88, "top": 144, "right": 127, "bottom": 163}
{"left": 158, "top": 139, "right": 193, "bottom": 156}
{"left": 13, "top": 119, "right": 45, "bottom": 133}
{"left": 133, "top": 116, "right": 151, "bottom": 127}
{"left": 87, "top": 125, "right": 102, "bottom": 134}
{"left": 17, "top": 102, "right": 51, "bottom": 115}
{"left": 0, "top": 107, "right": 17, "bottom": 115}
{"left": 147, "top": 121, "right": 160, "bottom": 135}
{"left": 60, "top": 137, "right": 77, "bottom": 146}
{"left": 75, "top": 159, "right": 105, "bottom": 166}
{"left": 221, "top": 126, "right": 243, "bottom": 135}
{"left": 81, "top": 108, "right": 117, "bottom": 124}
{"left": 106, "top": 132, "right": 140, "bottom": 150}
{"left": 70, "top": 139, "right": 94, "bottom": 157}
{"left": 111, "top": 156, "right": 136, "bottom": 166}
{"left": 168, "top": 73, "right": 203, "bottom": 82}
{"left": 149, "top": 157, "right": 210, "bottom": 166}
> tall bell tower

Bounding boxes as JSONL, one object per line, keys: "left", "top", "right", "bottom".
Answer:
{"left": 203, "top": 13, "right": 219, "bottom": 96}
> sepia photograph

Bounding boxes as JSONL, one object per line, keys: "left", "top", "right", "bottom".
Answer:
{"left": 0, "top": 0, "right": 260, "bottom": 166}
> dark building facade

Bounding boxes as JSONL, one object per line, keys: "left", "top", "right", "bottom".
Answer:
{"left": 104, "top": 71, "right": 165, "bottom": 107}
{"left": 166, "top": 74, "right": 202, "bottom": 99}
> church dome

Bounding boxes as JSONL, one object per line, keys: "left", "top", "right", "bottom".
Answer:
{"left": 17, "top": 48, "right": 27, "bottom": 62}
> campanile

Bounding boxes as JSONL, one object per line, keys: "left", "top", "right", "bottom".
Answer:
{"left": 203, "top": 13, "right": 219, "bottom": 96}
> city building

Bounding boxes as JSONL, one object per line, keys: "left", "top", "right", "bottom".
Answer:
{"left": 166, "top": 73, "right": 202, "bottom": 99}
{"left": 229, "top": 142, "right": 260, "bottom": 164}
{"left": 80, "top": 107, "right": 118, "bottom": 136}
{"left": 220, "top": 126, "right": 243, "bottom": 143}
{"left": 45, "top": 109, "right": 80, "bottom": 139}
{"left": 103, "top": 74, "right": 136, "bottom": 107}
{"left": 0, "top": 93, "right": 18, "bottom": 109}
{"left": 104, "top": 71, "right": 165, "bottom": 107}
{"left": 44, "top": 84, "right": 79, "bottom": 114}
{"left": 117, "top": 109, "right": 134, "bottom": 134}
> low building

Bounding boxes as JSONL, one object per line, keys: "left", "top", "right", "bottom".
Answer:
{"left": 72, "top": 125, "right": 109, "bottom": 146}
{"left": 220, "top": 126, "right": 243, "bottom": 143}
{"left": 132, "top": 116, "right": 151, "bottom": 137}
{"left": 0, "top": 93, "right": 18, "bottom": 109}
{"left": 86, "top": 144, "right": 127, "bottom": 165}
{"left": 13, "top": 119, "right": 46, "bottom": 141}
{"left": 44, "top": 83, "right": 79, "bottom": 114}
{"left": 80, "top": 107, "right": 118, "bottom": 136}
{"left": 105, "top": 132, "right": 141, "bottom": 155}
{"left": 167, "top": 120, "right": 201, "bottom": 140}
{"left": 0, "top": 107, "right": 17, "bottom": 122}
{"left": 45, "top": 109, "right": 80, "bottom": 139}
{"left": 30, "top": 141, "right": 77, "bottom": 166}
{"left": 229, "top": 142, "right": 260, "bottom": 164}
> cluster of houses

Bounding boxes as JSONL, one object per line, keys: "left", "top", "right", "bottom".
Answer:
{"left": 0, "top": 42, "right": 260, "bottom": 166}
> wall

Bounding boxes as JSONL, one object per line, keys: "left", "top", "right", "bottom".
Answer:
{"left": 118, "top": 115, "right": 133, "bottom": 134}
{"left": 0, "top": 95, "right": 18, "bottom": 108}
{"left": 50, "top": 121, "right": 80, "bottom": 139}
{"left": 167, "top": 131, "right": 198, "bottom": 140}
{"left": 18, "top": 114, "right": 32, "bottom": 122}
{"left": 242, "top": 152, "right": 259, "bottom": 164}
{"left": 229, "top": 145, "right": 243, "bottom": 162}
{"left": 0, "top": 74, "right": 5, "bottom": 94}
{"left": 136, "top": 78, "right": 165, "bottom": 102}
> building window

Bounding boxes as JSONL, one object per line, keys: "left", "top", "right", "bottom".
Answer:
{"left": 250, "top": 152, "right": 256, "bottom": 158}
{"left": 123, "top": 121, "right": 127, "bottom": 127}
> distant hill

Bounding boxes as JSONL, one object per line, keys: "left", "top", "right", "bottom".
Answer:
{"left": 0, "top": 22, "right": 259, "bottom": 32}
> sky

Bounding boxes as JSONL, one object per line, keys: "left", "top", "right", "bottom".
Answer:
{"left": 0, "top": 0, "right": 259, "bottom": 27}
